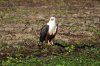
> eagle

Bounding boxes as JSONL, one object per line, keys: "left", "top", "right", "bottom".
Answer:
{"left": 39, "top": 17, "right": 58, "bottom": 46}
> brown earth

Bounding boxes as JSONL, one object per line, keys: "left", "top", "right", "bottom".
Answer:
{"left": 0, "top": 0, "right": 100, "bottom": 44}
{"left": 0, "top": 0, "right": 100, "bottom": 59}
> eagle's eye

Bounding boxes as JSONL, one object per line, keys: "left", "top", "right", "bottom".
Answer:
{"left": 50, "top": 17, "right": 55, "bottom": 21}
{"left": 51, "top": 18, "right": 54, "bottom": 21}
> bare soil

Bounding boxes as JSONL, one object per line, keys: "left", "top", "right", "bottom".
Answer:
{"left": 0, "top": 0, "right": 100, "bottom": 58}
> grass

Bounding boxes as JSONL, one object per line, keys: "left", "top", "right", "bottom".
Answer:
{"left": 0, "top": 39, "right": 100, "bottom": 66}
{"left": 1, "top": 47, "right": 100, "bottom": 66}
{"left": 0, "top": 0, "right": 100, "bottom": 66}
{"left": 88, "top": 27, "right": 100, "bottom": 36}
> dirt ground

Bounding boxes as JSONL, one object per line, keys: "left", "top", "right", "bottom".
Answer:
{"left": 0, "top": 0, "right": 100, "bottom": 58}
{"left": 0, "top": 0, "right": 100, "bottom": 44}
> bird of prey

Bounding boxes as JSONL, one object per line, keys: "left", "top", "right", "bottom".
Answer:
{"left": 39, "top": 17, "right": 58, "bottom": 46}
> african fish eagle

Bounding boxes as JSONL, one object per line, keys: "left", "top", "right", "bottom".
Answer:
{"left": 39, "top": 17, "right": 58, "bottom": 45}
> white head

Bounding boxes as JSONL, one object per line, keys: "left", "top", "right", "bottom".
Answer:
{"left": 49, "top": 17, "right": 55, "bottom": 22}
{"left": 47, "top": 17, "right": 56, "bottom": 25}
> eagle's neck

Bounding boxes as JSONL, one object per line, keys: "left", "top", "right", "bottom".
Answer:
{"left": 47, "top": 20, "right": 57, "bottom": 35}
{"left": 47, "top": 20, "right": 56, "bottom": 26}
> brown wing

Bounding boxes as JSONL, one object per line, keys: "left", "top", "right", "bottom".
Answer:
{"left": 39, "top": 25, "right": 49, "bottom": 42}
{"left": 54, "top": 24, "right": 58, "bottom": 35}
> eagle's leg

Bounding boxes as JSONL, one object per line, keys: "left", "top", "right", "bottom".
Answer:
{"left": 51, "top": 40, "right": 54, "bottom": 45}
{"left": 48, "top": 40, "right": 51, "bottom": 45}
{"left": 47, "top": 40, "right": 54, "bottom": 45}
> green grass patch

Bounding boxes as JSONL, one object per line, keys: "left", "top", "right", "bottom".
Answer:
{"left": 1, "top": 54, "right": 100, "bottom": 66}
{"left": 1, "top": 47, "right": 100, "bottom": 66}
{"left": 88, "top": 28, "right": 100, "bottom": 36}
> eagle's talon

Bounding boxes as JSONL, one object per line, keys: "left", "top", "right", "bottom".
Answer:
{"left": 51, "top": 41, "right": 54, "bottom": 45}
{"left": 48, "top": 41, "right": 51, "bottom": 45}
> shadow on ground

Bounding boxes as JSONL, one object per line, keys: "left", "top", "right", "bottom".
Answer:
{"left": 0, "top": 39, "right": 99, "bottom": 60}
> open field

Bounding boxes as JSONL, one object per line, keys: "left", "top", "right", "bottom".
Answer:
{"left": 0, "top": 0, "right": 100, "bottom": 66}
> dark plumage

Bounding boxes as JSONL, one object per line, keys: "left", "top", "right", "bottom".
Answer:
{"left": 40, "top": 25, "right": 49, "bottom": 43}
{"left": 39, "top": 17, "right": 58, "bottom": 45}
